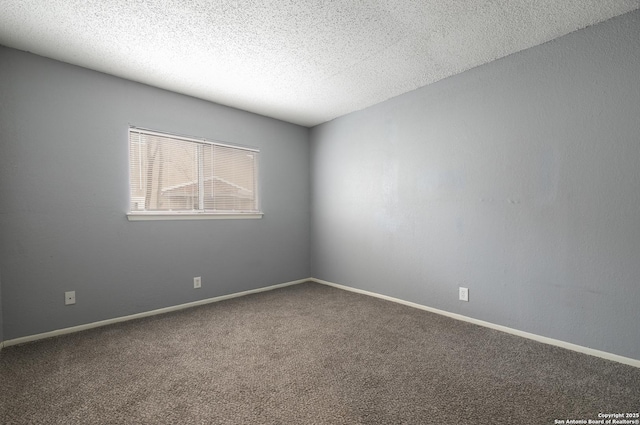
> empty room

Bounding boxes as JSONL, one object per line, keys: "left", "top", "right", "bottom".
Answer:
{"left": 1, "top": 1, "right": 639, "bottom": 424}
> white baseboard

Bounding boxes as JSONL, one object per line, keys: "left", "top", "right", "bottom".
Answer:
{"left": 1, "top": 278, "right": 309, "bottom": 349}
{"left": 3, "top": 277, "right": 639, "bottom": 368}
{"left": 311, "top": 278, "right": 640, "bottom": 369}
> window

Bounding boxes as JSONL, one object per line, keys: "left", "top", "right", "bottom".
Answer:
{"left": 127, "top": 127, "right": 262, "bottom": 220}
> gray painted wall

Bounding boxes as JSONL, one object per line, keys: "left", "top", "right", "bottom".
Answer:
{"left": 0, "top": 270, "right": 3, "bottom": 344}
{"left": 0, "top": 47, "right": 310, "bottom": 341}
{"left": 311, "top": 10, "right": 640, "bottom": 360}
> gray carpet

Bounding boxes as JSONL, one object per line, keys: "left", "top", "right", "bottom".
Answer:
{"left": 1, "top": 282, "right": 638, "bottom": 424}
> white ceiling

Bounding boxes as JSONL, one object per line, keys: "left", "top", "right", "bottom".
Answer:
{"left": 0, "top": 1, "right": 638, "bottom": 127}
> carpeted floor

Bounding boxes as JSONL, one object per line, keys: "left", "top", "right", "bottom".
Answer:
{"left": 1, "top": 282, "right": 638, "bottom": 424}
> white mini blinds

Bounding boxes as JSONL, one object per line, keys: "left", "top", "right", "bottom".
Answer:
{"left": 128, "top": 128, "right": 261, "bottom": 219}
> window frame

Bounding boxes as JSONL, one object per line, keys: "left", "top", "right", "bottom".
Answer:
{"left": 126, "top": 127, "right": 263, "bottom": 221}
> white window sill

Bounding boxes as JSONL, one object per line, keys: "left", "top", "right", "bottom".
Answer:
{"left": 127, "top": 212, "right": 263, "bottom": 221}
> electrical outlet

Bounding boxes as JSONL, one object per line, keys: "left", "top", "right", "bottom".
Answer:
{"left": 459, "top": 287, "right": 469, "bottom": 302}
{"left": 193, "top": 276, "right": 201, "bottom": 289}
{"left": 65, "top": 291, "right": 76, "bottom": 305}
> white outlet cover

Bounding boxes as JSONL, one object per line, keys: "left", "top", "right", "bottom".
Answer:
{"left": 459, "top": 287, "right": 469, "bottom": 302}
{"left": 194, "top": 277, "right": 201, "bottom": 288}
{"left": 65, "top": 290, "right": 76, "bottom": 305}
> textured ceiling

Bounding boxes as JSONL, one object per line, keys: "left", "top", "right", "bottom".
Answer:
{"left": 0, "top": 1, "right": 638, "bottom": 127}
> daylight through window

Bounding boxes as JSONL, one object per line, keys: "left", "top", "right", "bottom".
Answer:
{"left": 128, "top": 128, "right": 260, "bottom": 218}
